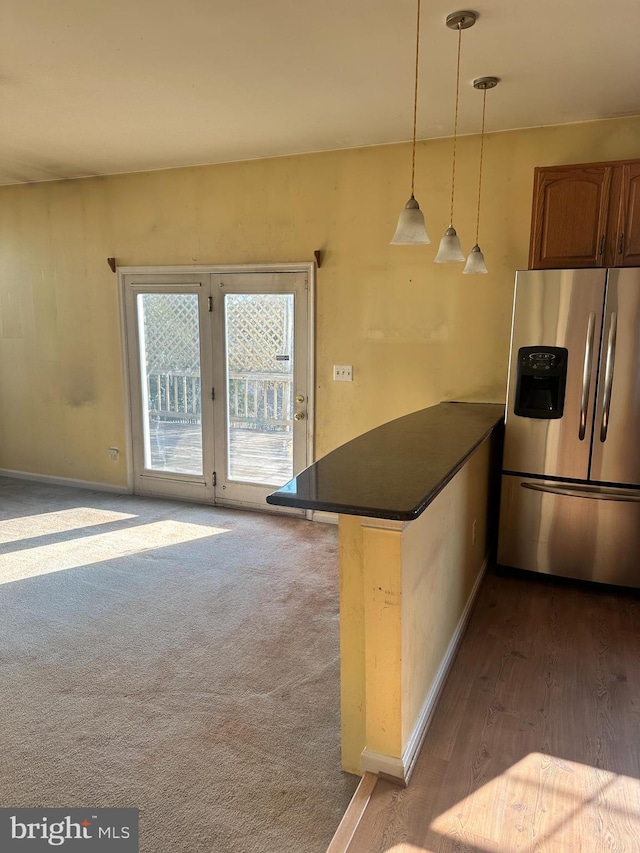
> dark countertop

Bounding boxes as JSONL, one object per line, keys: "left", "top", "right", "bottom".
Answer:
{"left": 266, "top": 402, "right": 504, "bottom": 521}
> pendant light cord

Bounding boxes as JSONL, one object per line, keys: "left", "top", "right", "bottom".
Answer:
{"left": 410, "top": 0, "right": 421, "bottom": 197}
{"left": 474, "top": 86, "right": 487, "bottom": 244}
{"left": 448, "top": 23, "right": 463, "bottom": 225}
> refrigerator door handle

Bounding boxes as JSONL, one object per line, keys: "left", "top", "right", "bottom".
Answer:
{"left": 521, "top": 481, "right": 640, "bottom": 503}
{"left": 600, "top": 312, "right": 618, "bottom": 443}
{"left": 579, "top": 311, "right": 596, "bottom": 440}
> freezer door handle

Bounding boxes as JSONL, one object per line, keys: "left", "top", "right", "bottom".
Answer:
{"left": 521, "top": 481, "right": 640, "bottom": 503}
{"left": 600, "top": 312, "right": 618, "bottom": 443}
{"left": 579, "top": 311, "right": 596, "bottom": 441}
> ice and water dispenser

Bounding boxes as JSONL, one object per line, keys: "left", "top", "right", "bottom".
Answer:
{"left": 513, "top": 346, "right": 568, "bottom": 419}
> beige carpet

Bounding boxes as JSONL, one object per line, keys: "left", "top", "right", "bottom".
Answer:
{"left": 0, "top": 477, "right": 358, "bottom": 852}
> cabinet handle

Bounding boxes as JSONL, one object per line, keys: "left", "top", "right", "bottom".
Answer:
{"left": 598, "top": 234, "right": 605, "bottom": 256}
{"left": 618, "top": 233, "right": 624, "bottom": 255}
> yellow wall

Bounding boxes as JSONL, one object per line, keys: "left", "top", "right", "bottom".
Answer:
{"left": 401, "top": 436, "right": 490, "bottom": 746}
{"left": 337, "top": 435, "right": 493, "bottom": 778}
{"left": 0, "top": 116, "right": 639, "bottom": 484}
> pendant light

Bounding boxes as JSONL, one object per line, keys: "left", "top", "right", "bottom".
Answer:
{"left": 391, "top": 0, "right": 430, "bottom": 245}
{"left": 434, "top": 11, "right": 477, "bottom": 263}
{"left": 464, "top": 76, "right": 499, "bottom": 274}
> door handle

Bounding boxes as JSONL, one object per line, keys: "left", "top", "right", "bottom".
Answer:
{"left": 294, "top": 411, "right": 306, "bottom": 421}
{"left": 579, "top": 311, "right": 596, "bottom": 441}
{"left": 522, "top": 481, "right": 640, "bottom": 503}
{"left": 600, "top": 312, "right": 617, "bottom": 443}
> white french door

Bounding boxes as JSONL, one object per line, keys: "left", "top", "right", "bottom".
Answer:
{"left": 121, "top": 265, "right": 313, "bottom": 513}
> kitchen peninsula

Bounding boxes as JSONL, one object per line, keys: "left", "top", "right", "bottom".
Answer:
{"left": 268, "top": 402, "right": 504, "bottom": 783}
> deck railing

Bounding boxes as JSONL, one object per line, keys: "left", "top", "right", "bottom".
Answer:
{"left": 147, "top": 370, "right": 293, "bottom": 431}
{"left": 228, "top": 371, "right": 292, "bottom": 431}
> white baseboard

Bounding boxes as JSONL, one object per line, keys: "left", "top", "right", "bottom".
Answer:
{"left": 310, "top": 510, "right": 338, "bottom": 525}
{"left": 0, "top": 468, "right": 130, "bottom": 495}
{"left": 361, "top": 555, "right": 489, "bottom": 785}
{"left": 360, "top": 749, "right": 406, "bottom": 782}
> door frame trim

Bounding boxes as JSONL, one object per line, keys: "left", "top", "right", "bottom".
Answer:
{"left": 117, "top": 262, "right": 315, "bottom": 506}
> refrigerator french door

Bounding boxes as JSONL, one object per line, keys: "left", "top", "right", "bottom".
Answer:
{"left": 498, "top": 268, "right": 640, "bottom": 587}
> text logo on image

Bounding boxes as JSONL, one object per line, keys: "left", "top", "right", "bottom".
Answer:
{"left": 0, "top": 809, "right": 139, "bottom": 851}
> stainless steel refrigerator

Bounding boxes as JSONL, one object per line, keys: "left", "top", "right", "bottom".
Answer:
{"left": 498, "top": 267, "right": 640, "bottom": 587}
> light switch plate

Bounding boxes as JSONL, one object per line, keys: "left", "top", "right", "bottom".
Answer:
{"left": 333, "top": 364, "right": 353, "bottom": 382}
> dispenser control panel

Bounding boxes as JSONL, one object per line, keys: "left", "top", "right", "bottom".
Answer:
{"left": 526, "top": 351, "right": 560, "bottom": 368}
{"left": 514, "top": 346, "right": 568, "bottom": 419}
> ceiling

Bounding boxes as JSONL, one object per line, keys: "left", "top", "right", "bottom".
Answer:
{"left": 1, "top": 0, "right": 639, "bottom": 186}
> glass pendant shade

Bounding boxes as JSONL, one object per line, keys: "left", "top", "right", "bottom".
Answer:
{"left": 434, "top": 226, "right": 465, "bottom": 262}
{"left": 390, "top": 195, "right": 431, "bottom": 245}
{"left": 463, "top": 243, "right": 488, "bottom": 274}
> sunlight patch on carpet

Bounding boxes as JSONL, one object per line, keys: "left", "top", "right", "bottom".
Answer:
{"left": 0, "top": 519, "right": 229, "bottom": 585}
{"left": 0, "top": 507, "right": 137, "bottom": 543}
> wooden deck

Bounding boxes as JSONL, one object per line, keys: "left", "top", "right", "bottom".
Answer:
{"left": 147, "top": 420, "right": 293, "bottom": 485}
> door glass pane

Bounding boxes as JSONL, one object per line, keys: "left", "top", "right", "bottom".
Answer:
{"left": 137, "top": 293, "right": 203, "bottom": 475}
{"left": 224, "top": 293, "right": 294, "bottom": 485}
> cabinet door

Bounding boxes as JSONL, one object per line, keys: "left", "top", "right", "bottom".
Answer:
{"left": 529, "top": 165, "right": 611, "bottom": 269}
{"left": 611, "top": 162, "right": 640, "bottom": 266}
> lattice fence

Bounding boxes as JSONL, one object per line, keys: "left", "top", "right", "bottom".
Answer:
{"left": 141, "top": 294, "right": 201, "bottom": 420}
{"left": 225, "top": 294, "right": 293, "bottom": 373}
{"left": 140, "top": 293, "right": 293, "bottom": 428}
{"left": 226, "top": 294, "right": 293, "bottom": 431}
{"left": 141, "top": 294, "right": 201, "bottom": 373}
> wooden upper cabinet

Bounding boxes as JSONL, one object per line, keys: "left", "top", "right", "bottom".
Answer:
{"left": 528, "top": 159, "right": 640, "bottom": 269}
{"left": 611, "top": 161, "right": 640, "bottom": 267}
{"left": 529, "top": 165, "right": 611, "bottom": 269}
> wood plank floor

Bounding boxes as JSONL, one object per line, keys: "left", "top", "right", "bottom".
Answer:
{"left": 344, "top": 568, "right": 640, "bottom": 853}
